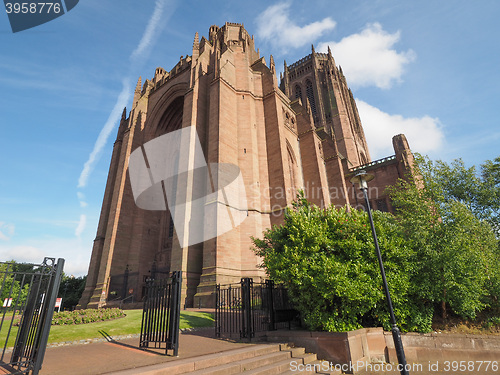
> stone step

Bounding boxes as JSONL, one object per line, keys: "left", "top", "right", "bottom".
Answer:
{"left": 191, "top": 344, "right": 320, "bottom": 375}
{"left": 281, "top": 359, "right": 343, "bottom": 375}
{"left": 108, "top": 341, "right": 333, "bottom": 375}
{"left": 291, "top": 352, "right": 317, "bottom": 365}
{"left": 240, "top": 358, "right": 296, "bottom": 375}
{"left": 187, "top": 350, "right": 293, "bottom": 374}
{"left": 107, "top": 344, "right": 281, "bottom": 375}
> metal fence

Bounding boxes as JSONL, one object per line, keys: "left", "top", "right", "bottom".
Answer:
{"left": 215, "top": 278, "right": 299, "bottom": 339}
{"left": 139, "top": 271, "right": 182, "bottom": 356}
{"left": 0, "top": 258, "right": 64, "bottom": 375}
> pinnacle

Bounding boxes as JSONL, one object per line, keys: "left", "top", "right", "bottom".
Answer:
{"left": 135, "top": 76, "right": 142, "bottom": 92}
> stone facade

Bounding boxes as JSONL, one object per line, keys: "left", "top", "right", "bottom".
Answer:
{"left": 78, "top": 23, "right": 414, "bottom": 309}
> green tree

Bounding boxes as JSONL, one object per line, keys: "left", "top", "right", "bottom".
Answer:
{"left": 252, "top": 194, "right": 432, "bottom": 332}
{"left": 388, "top": 155, "right": 499, "bottom": 319}
{"left": 253, "top": 170, "right": 500, "bottom": 333}
{"left": 0, "top": 261, "right": 32, "bottom": 308}
{"left": 58, "top": 274, "right": 87, "bottom": 310}
{"left": 418, "top": 156, "right": 500, "bottom": 236}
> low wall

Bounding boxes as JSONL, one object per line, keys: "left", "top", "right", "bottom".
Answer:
{"left": 385, "top": 331, "right": 500, "bottom": 363}
{"left": 264, "top": 328, "right": 386, "bottom": 366}
{"left": 264, "top": 329, "right": 500, "bottom": 374}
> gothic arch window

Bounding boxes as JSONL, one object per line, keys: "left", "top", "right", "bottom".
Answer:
{"left": 156, "top": 96, "right": 184, "bottom": 136}
{"left": 294, "top": 85, "right": 303, "bottom": 103}
{"left": 287, "top": 148, "right": 296, "bottom": 189}
{"left": 286, "top": 142, "right": 298, "bottom": 192}
{"left": 305, "top": 79, "right": 317, "bottom": 116}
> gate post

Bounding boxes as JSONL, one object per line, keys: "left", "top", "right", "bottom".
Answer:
{"left": 240, "top": 278, "right": 253, "bottom": 339}
{"left": 265, "top": 280, "right": 275, "bottom": 331}
{"left": 215, "top": 284, "right": 220, "bottom": 338}
{"left": 168, "top": 271, "right": 182, "bottom": 356}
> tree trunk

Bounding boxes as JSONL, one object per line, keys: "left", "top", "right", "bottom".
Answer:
{"left": 441, "top": 287, "right": 447, "bottom": 319}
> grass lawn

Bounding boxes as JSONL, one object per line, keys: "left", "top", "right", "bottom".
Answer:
{"left": 0, "top": 310, "right": 214, "bottom": 347}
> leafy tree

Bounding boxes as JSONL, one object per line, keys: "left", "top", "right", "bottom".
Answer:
{"left": 417, "top": 156, "right": 500, "bottom": 237}
{"left": 252, "top": 194, "right": 432, "bottom": 332}
{"left": 253, "top": 166, "right": 500, "bottom": 333}
{"left": 388, "top": 155, "right": 500, "bottom": 319}
{"left": 58, "top": 274, "right": 87, "bottom": 310}
{"left": 0, "top": 261, "right": 32, "bottom": 308}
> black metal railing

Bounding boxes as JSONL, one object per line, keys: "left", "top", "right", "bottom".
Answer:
{"left": 215, "top": 278, "right": 299, "bottom": 339}
{"left": 0, "top": 257, "right": 64, "bottom": 375}
{"left": 139, "top": 271, "right": 182, "bottom": 356}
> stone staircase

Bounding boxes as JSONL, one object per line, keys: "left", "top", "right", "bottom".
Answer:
{"left": 113, "top": 343, "right": 341, "bottom": 375}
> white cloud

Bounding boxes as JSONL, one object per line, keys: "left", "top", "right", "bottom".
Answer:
{"left": 357, "top": 99, "right": 444, "bottom": 159}
{"left": 0, "top": 245, "right": 45, "bottom": 263}
{"left": 317, "top": 23, "right": 415, "bottom": 89}
{"left": 0, "top": 222, "right": 15, "bottom": 241}
{"left": 0, "top": 239, "right": 91, "bottom": 276}
{"left": 256, "top": 2, "right": 336, "bottom": 51}
{"left": 75, "top": 214, "right": 87, "bottom": 237}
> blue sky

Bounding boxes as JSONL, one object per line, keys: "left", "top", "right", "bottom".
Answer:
{"left": 1, "top": 0, "right": 499, "bottom": 275}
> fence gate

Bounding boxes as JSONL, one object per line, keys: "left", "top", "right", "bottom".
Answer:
{"left": 215, "top": 278, "right": 299, "bottom": 339}
{"left": 139, "top": 271, "right": 182, "bottom": 356}
{"left": 0, "top": 257, "right": 65, "bottom": 375}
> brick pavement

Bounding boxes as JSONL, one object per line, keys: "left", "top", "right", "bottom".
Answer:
{"left": 38, "top": 328, "right": 253, "bottom": 375}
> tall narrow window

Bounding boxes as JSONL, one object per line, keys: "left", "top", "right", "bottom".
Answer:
{"left": 295, "top": 85, "right": 302, "bottom": 103}
{"left": 287, "top": 146, "right": 296, "bottom": 190}
{"left": 168, "top": 215, "right": 174, "bottom": 238}
{"left": 305, "top": 80, "right": 317, "bottom": 115}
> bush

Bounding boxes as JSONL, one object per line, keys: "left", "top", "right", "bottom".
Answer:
{"left": 388, "top": 159, "right": 500, "bottom": 321}
{"left": 253, "top": 195, "right": 432, "bottom": 332}
{"left": 253, "top": 187, "right": 500, "bottom": 333}
{"left": 51, "top": 308, "right": 125, "bottom": 325}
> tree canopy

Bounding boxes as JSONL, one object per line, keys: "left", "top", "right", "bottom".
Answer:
{"left": 387, "top": 155, "right": 499, "bottom": 320}
{"left": 413, "top": 155, "right": 500, "bottom": 236}
{"left": 252, "top": 155, "right": 500, "bottom": 333}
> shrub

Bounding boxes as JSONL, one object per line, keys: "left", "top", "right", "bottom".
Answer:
{"left": 252, "top": 195, "right": 432, "bottom": 332}
{"left": 253, "top": 187, "right": 500, "bottom": 333}
{"left": 51, "top": 308, "right": 125, "bottom": 325}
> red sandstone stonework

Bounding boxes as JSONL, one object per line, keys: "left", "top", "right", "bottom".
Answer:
{"left": 78, "top": 23, "right": 414, "bottom": 309}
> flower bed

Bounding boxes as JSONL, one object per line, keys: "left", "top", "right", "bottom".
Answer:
{"left": 51, "top": 308, "right": 125, "bottom": 325}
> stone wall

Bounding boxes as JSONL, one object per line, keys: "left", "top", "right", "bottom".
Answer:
{"left": 385, "top": 331, "right": 500, "bottom": 363}
{"left": 264, "top": 329, "right": 500, "bottom": 374}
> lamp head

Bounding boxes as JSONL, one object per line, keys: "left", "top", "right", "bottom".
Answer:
{"left": 350, "top": 170, "right": 374, "bottom": 189}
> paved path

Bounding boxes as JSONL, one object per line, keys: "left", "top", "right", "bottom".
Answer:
{"left": 38, "top": 328, "right": 253, "bottom": 375}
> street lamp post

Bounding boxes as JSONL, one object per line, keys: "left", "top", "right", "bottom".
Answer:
{"left": 351, "top": 170, "right": 409, "bottom": 375}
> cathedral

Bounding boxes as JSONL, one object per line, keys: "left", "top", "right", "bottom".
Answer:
{"left": 78, "top": 22, "right": 415, "bottom": 309}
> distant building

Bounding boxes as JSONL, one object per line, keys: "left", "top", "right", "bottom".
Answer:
{"left": 78, "top": 23, "right": 415, "bottom": 309}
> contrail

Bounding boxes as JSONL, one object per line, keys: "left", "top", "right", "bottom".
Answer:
{"left": 77, "top": 80, "right": 130, "bottom": 188}
{"left": 131, "top": 0, "right": 168, "bottom": 61}
{"left": 77, "top": 0, "right": 172, "bottom": 189}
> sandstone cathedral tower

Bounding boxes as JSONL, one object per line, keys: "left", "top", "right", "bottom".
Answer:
{"left": 79, "top": 23, "right": 414, "bottom": 309}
